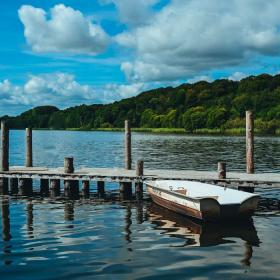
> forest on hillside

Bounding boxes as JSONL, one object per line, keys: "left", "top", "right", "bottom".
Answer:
{"left": 2, "top": 74, "right": 280, "bottom": 134}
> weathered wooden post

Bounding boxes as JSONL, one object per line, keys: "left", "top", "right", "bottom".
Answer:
{"left": 125, "top": 120, "right": 132, "bottom": 170}
{"left": 82, "top": 180, "right": 90, "bottom": 197}
{"left": 246, "top": 111, "right": 254, "bottom": 174}
{"left": 120, "top": 182, "right": 132, "bottom": 200}
{"left": 19, "top": 178, "right": 33, "bottom": 196}
{"left": 25, "top": 128, "right": 33, "bottom": 167}
{"left": 40, "top": 179, "right": 49, "bottom": 196}
{"left": 97, "top": 181, "right": 105, "bottom": 198}
{"left": 64, "top": 157, "right": 79, "bottom": 199}
{"left": 0, "top": 121, "right": 9, "bottom": 194}
{"left": 10, "top": 178, "right": 19, "bottom": 195}
{"left": 135, "top": 160, "right": 144, "bottom": 199}
{"left": 218, "top": 162, "right": 226, "bottom": 179}
{"left": 50, "top": 179, "right": 60, "bottom": 197}
{"left": 64, "top": 157, "right": 74, "bottom": 173}
{"left": 1, "top": 121, "right": 9, "bottom": 171}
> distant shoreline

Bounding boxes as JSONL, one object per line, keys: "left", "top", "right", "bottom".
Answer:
{"left": 23, "top": 127, "right": 280, "bottom": 136}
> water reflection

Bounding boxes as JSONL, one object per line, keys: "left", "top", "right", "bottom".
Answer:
{"left": 1, "top": 198, "right": 12, "bottom": 265}
{"left": 147, "top": 203, "right": 260, "bottom": 266}
{"left": 26, "top": 201, "right": 34, "bottom": 238}
{"left": 64, "top": 201, "right": 75, "bottom": 223}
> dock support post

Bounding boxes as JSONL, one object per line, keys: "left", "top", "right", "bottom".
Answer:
{"left": 0, "top": 178, "right": 8, "bottom": 195}
{"left": 40, "top": 179, "right": 49, "bottom": 196}
{"left": 125, "top": 120, "right": 132, "bottom": 170}
{"left": 120, "top": 182, "right": 132, "bottom": 200}
{"left": 218, "top": 162, "right": 226, "bottom": 179}
{"left": 50, "top": 179, "right": 60, "bottom": 197}
{"left": 246, "top": 111, "right": 254, "bottom": 174}
{"left": 64, "top": 157, "right": 74, "bottom": 173}
{"left": 19, "top": 178, "right": 33, "bottom": 196}
{"left": 25, "top": 128, "right": 33, "bottom": 167}
{"left": 82, "top": 181, "right": 90, "bottom": 197}
{"left": 0, "top": 121, "right": 9, "bottom": 194}
{"left": 1, "top": 121, "right": 9, "bottom": 171}
{"left": 64, "top": 157, "right": 79, "bottom": 199}
{"left": 10, "top": 178, "right": 18, "bottom": 195}
{"left": 97, "top": 181, "right": 105, "bottom": 198}
{"left": 135, "top": 160, "right": 144, "bottom": 199}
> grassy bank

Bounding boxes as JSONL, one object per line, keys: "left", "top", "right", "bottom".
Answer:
{"left": 57, "top": 127, "right": 280, "bottom": 135}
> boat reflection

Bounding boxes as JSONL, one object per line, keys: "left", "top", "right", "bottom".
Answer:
{"left": 147, "top": 203, "right": 260, "bottom": 248}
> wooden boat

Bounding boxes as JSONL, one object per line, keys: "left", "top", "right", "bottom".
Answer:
{"left": 146, "top": 180, "right": 259, "bottom": 221}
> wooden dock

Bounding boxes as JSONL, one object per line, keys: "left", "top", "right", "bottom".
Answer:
{"left": 0, "top": 166, "right": 280, "bottom": 187}
{"left": 1, "top": 111, "right": 280, "bottom": 199}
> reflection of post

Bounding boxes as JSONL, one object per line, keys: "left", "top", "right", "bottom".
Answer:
{"left": 1, "top": 198, "right": 11, "bottom": 241}
{"left": 241, "top": 242, "right": 253, "bottom": 267}
{"left": 136, "top": 202, "right": 144, "bottom": 224}
{"left": 26, "top": 201, "right": 34, "bottom": 238}
{"left": 64, "top": 201, "right": 74, "bottom": 221}
{"left": 124, "top": 205, "right": 132, "bottom": 243}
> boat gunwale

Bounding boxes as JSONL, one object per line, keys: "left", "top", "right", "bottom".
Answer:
{"left": 146, "top": 184, "right": 214, "bottom": 203}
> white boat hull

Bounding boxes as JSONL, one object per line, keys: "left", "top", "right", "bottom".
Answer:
{"left": 146, "top": 182, "right": 259, "bottom": 221}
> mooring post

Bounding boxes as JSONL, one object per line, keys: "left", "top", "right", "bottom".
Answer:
{"left": 82, "top": 180, "right": 90, "bottom": 197}
{"left": 64, "top": 157, "right": 74, "bottom": 173}
{"left": 40, "top": 179, "right": 49, "bottom": 196}
{"left": 135, "top": 160, "right": 144, "bottom": 199}
{"left": 218, "top": 162, "right": 226, "bottom": 179}
{"left": 246, "top": 111, "right": 254, "bottom": 174}
{"left": 19, "top": 178, "right": 33, "bottom": 196}
{"left": 10, "top": 178, "right": 18, "bottom": 195}
{"left": 0, "top": 121, "right": 9, "bottom": 194}
{"left": 64, "top": 157, "right": 79, "bottom": 199}
{"left": 1, "top": 121, "right": 9, "bottom": 171}
{"left": 97, "top": 181, "right": 105, "bottom": 198}
{"left": 50, "top": 179, "right": 60, "bottom": 197}
{"left": 125, "top": 120, "right": 132, "bottom": 170}
{"left": 25, "top": 127, "right": 33, "bottom": 167}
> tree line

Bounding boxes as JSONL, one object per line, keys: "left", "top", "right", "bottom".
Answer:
{"left": 1, "top": 73, "right": 280, "bottom": 134}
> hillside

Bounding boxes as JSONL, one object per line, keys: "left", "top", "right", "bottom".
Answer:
{"left": 2, "top": 73, "right": 280, "bottom": 134}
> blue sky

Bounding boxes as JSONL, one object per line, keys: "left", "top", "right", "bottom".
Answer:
{"left": 1, "top": 0, "right": 280, "bottom": 116}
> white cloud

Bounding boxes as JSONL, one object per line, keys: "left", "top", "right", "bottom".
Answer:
{"left": 117, "top": 0, "right": 280, "bottom": 82}
{"left": 100, "top": 0, "right": 159, "bottom": 26}
{"left": 0, "top": 73, "right": 145, "bottom": 114}
{"left": 18, "top": 4, "right": 109, "bottom": 54}
{"left": 188, "top": 75, "right": 213, "bottom": 84}
{"left": 228, "top": 72, "right": 247, "bottom": 81}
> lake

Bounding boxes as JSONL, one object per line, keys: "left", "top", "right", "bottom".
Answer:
{"left": 0, "top": 130, "right": 279, "bottom": 279}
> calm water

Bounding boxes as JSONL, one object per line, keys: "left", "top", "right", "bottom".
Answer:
{"left": 1, "top": 130, "right": 280, "bottom": 280}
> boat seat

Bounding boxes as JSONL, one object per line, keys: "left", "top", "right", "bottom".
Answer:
{"left": 174, "top": 189, "right": 187, "bottom": 195}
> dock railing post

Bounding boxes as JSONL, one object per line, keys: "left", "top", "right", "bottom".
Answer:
{"left": 64, "top": 157, "right": 79, "bottom": 199}
{"left": 135, "top": 160, "right": 144, "bottom": 200}
{"left": 25, "top": 127, "right": 33, "bottom": 167}
{"left": 1, "top": 121, "right": 9, "bottom": 172}
{"left": 125, "top": 120, "right": 132, "bottom": 170}
{"left": 0, "top": 121, "right": 9, "bottom": 194}
{"left": 218, "top": 162, "right": 226, "bottom": 179}
{"left": 246, "top": 111, "right": 254, "bottom": 174}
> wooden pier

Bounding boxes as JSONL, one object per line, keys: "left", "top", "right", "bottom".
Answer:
{"left": 0, "top": 111, "right": 280, "bottom": 199}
